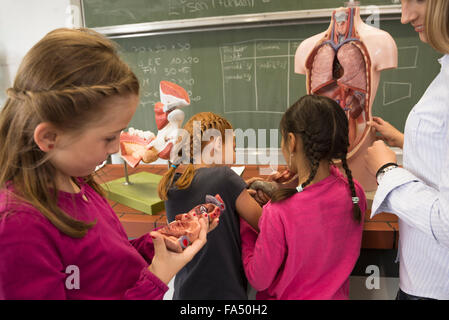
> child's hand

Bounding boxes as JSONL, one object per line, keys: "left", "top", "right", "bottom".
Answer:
{"left": 248, "top": 189, "right": 271, "bottom": 206}
{"left": 268, "top": 169, "right": 295, "bottom": 183}
{"left": 148, "top": 216, "right": 218, "bottom": 285}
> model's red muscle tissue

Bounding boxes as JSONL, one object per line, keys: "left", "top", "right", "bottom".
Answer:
{"left": 155, "top": 194, "right": 225, "bottom": 253}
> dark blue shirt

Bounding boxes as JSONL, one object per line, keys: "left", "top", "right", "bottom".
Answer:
{"left": 165, "top": 166, "right": 248, "bottom": 300}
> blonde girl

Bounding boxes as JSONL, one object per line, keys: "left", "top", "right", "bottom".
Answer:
{"left": 157, "top": 111, "right": 262, "bottom": 299}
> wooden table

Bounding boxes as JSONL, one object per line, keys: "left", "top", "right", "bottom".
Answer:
{"left": 95, "top": 164, "right": 398, "bottom": 249}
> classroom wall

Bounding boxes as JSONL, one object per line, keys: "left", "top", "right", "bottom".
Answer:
{"left": 0, "top": 0, "right": 83, "bottom": 106}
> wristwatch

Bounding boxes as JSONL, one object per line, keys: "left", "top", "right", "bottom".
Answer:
{"left": 376, "top": 163, "right": 399, "bottom": 184}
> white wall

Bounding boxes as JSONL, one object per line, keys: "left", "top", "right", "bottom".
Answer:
{"left": 0, "top": 0, "right": 83, "bottom": 106}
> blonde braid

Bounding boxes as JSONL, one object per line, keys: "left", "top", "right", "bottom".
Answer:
{"left": 158, "top": 112, "right": 233, "bottom": 200}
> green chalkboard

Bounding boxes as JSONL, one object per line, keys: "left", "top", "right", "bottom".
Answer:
{"left": 83, "top": 0, "right": 396, "bottom": 28}
{"left": 112, "top": 19, "right": 441, "bottom": 148}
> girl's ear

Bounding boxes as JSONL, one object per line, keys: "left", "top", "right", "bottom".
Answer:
{"left": 287, "top": 132, "right": 296, "bottom": 154}
{"left": 34, "top": 122, "right": 58, "bottom": 152}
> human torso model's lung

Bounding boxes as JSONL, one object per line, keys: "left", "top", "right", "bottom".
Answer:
{"left": 296, "top": 7, "right": 397, "bottom": 191}
{"left": 306, "top": 8, "right": 371, "bottom": 155}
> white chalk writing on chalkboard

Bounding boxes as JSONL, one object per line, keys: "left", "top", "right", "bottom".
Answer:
{"left": 128, "top": 42, "right": 201, "bottom": 108}
{"left": 219, "top": 38, "right": 303, "bottom": 114}
{"left": 168, "top": 0, "right": 273, "bottom": 16}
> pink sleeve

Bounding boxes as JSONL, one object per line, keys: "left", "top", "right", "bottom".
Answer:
{"left": 129, "top": 233, "right": 156, "bottom": 265}
{"left": 0, "top": 213, "right": 67, "bottom": 299}
{"left": 240, "top": 204, "right": 286, "bottom": 291}
{"left": 127, "top": 232, "right": 169, "bottom": 299}
{"left": 123, "top": 267, "right": 168, "bottom": 300}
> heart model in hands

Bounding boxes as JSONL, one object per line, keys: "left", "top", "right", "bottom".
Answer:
{"left": 155, "top": 194, "right": 225, "bottom": 253}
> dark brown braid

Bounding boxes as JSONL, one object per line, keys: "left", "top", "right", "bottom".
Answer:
{"left": 271, "top": 95, "right": 363, "bottom": 223}
{"left": 341, "top": 157, "right": 362, "bottom": 222}
{"left": 158, "top": 112, "right": 233, "bottom": 200}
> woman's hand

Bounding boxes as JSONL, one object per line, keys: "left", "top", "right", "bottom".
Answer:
{"left": 365, "top": 140, "right": 398, "bottom": 177}
{"left": 368, "top": 117, "right": 404, "bottom": 148}
{"left": 148, "top": 216, "right": 218, "bottom": 285}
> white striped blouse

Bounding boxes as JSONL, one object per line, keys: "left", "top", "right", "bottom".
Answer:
{"left": 372, "top": 54, "right": 449, "bottom": 300}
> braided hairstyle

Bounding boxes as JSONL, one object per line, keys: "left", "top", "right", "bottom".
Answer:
{"left": 271, "top": 95, "right": 362, "bottom": 223}
{"left": 0, "top": 28, "right": 139, "bottom": 237}
{"left": 158, "top": 112, "right": 233, "bottom": 200}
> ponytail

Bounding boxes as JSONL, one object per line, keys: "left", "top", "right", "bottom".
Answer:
{"left": 157, "top": 165, "right": 177, "bottom": 201}
{"left": 175, "top": 163, "right": 195, "bottom": 190}
{"left": 157, "top": 163, "right": 196, "bottom": 201}
{"left": 341, "top": 157, "right": 362, "bottom": 223}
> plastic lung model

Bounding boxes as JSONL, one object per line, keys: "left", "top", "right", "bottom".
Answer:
{"left": 295, "top": 7, "right": 398, "bottom": 191}
{"left": 156, "top": 194, "right": 225, "bottom": 253}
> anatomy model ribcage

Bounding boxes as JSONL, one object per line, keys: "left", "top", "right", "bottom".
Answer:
{"left": 306, "top": 8, "right": 371, "bottom": 156}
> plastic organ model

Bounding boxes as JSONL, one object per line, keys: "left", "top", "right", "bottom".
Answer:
{"left": 120, "top": 81, "right": 190, "bottom": 166}
{"left": 295, "top": 7, "right": 398, "bottom": 191}
{"left": 156, "top": 194, "right": 225, "bottom": 253}
{"left": 120, "top": 128, "right": 155, "bottom": 168}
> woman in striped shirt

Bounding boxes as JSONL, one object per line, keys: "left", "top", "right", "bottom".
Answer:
{"left": 365, "top": 0, "right": 449, "bottom": 300}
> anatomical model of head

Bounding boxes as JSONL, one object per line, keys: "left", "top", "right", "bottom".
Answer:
{"left": 295, "top": 6, "right": 397, "bottom": 191}
{"left": 120, "top": 81, "right": 190, "bottom": 167}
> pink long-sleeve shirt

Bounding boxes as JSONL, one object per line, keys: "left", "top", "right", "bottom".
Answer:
{"left": 0, "top": 181, "right": 168, "bottom": 299}
{"left": 241, "top": 166, "right": 366, "bottom": 300}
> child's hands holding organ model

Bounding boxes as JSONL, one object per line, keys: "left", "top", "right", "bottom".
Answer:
{"left": 148, "top": 195, "right": 223, "bottom": 285}
{"left": 246, "top": 169, "right": 298, "bottom": 206}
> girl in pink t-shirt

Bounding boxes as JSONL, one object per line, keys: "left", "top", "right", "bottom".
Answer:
{"left": 242, "top": 95, "right": 367, "bottom": 300}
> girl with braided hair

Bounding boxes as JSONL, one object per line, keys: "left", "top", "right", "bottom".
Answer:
{"left": 0, "top": 28, "right": 217, "bottom": 299}
{"left": 240, "top": 95, "right": 366, "bottom": 299}
{"left": 158, "top": 111, "right": 262, "bottom": 299}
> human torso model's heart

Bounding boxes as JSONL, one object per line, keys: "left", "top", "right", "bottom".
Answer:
{"left": 156, "top": 194, "right": 225, "bottom": 253}
{"left": 305, "top": 8, "right": 371, "bottom": 156}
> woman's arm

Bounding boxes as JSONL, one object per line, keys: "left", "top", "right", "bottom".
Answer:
{"left": 367, "top": 139, "right": 449, "bottom": 248}
{"left": 372, "top": 167, "right": 449, "bottom": 248}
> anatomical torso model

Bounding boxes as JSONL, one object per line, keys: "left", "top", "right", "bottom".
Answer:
{"left": 295, "top": 6, "right": 397, "bottom": 191}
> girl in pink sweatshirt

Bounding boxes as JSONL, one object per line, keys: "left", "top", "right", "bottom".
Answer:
{"left": 0, "top": 28, "right": 215, "bottom": 299}
{"left": 241, "top": 95, "right": 367, "bottom": 300}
